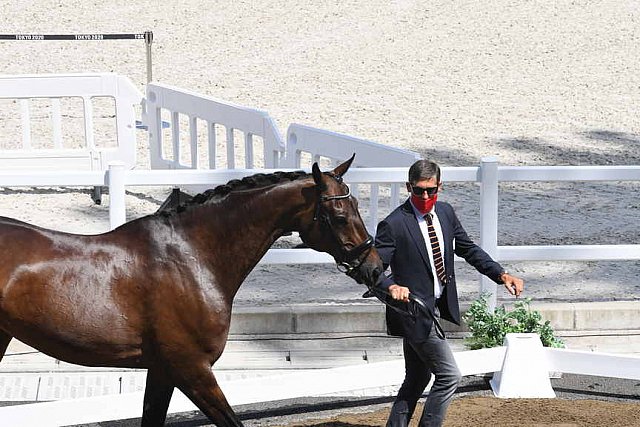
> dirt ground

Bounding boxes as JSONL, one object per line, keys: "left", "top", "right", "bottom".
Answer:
{"left": 277, "top": 397, "right": 640, "bottom": 427}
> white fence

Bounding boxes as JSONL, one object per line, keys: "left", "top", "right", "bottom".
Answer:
{"left": 144, "top": 82, "right": 420, "bottom": 171}
{"left": 144, "top": 82, "right": 285, "bottom": 170}
{"left": 0, "top": 73, "right": 638, "bottom": 305}
{"left": 142, "top": 82, "right": 421, "bottom": 225}
{"left": 284, "top": 124, "right": 422, "bottom": 231}
{"left": 2, "top": 333, "right": 639, "bottom": 426}
{"left": 0, "top": 161, "right": 638, "bottom": 307}
{"left": 0, "top": 73, "right": 142, "bottom": 171}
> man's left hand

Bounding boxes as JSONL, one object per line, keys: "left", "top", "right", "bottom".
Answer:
{"left": 501, "top": 272, "right": 524, "bottom": 297}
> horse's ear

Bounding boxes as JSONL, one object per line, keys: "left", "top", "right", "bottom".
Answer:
{"left": 312, "top": 162, "right": 323, "bottom": 186}
{"left": 333, "top": 153, "right": 355, "bottom": 178}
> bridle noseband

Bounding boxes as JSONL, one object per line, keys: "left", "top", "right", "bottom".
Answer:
{"left": 313, "top": 174, "right": 374, "bottom": 276}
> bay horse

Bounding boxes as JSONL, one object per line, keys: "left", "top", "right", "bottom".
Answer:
{"left": 0, "top": 155, "right": 383, "bottom": 426}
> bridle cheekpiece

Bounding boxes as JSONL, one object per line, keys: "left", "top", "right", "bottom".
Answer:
{"left": 313, "top": 173, "right": 374, "bottom": 276}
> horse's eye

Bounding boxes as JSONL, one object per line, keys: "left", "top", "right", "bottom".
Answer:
{"left": 333, "top": 215, "right": 348, "bottom": 226}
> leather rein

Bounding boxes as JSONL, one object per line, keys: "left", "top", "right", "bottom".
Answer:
{"left": 363, "top": 285, "right": 446, "bottom": 339}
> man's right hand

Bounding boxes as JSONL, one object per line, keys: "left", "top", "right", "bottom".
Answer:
{"left": 388, "top": 284, "right": 410, "bottom": 302}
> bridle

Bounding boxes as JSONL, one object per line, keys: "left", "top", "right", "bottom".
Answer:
{"left": 313, "top": 174, "right": 374, "bottom": 277}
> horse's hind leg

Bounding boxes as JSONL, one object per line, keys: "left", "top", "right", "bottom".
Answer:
{"left": 141, "top": 367, "right": 175, "bottom": 427}
{"left": 0, "top": 329, "right": 12, "bottom": 363}
{"left": 176, "top": 365, "right": 243, "bottom": 427}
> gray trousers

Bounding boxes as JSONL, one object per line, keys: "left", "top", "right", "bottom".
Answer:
{"left": 386, "top": 324, "right": 462, "bottom": 427}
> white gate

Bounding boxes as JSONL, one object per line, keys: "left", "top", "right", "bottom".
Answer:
{"left": 141, "top": 83, "right": 420, "bottom": 231}
{"left": 143, "top": 83, "right": 420, "bottom": 175}
{"left": 144, "top": 82, "right": 285, "bottom": 170}
{"left": 0, "top": 73, "right": 142, "bottom": 171}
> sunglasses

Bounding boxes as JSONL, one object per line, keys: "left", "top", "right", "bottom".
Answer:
{"left": 410, "top": 185, "right": 439, "bottom": 197}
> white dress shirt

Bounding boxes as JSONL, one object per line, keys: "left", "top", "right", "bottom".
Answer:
{"left": 410, "top": 202, "right": 445, "bottom": 299}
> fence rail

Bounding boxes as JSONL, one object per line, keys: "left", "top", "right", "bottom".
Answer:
{"left": 0, "top": 161, "right": 638, "bottom": 306}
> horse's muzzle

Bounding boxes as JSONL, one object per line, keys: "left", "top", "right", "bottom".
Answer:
{"left": 346, "top": 252, "right": 383, "bottom": 288}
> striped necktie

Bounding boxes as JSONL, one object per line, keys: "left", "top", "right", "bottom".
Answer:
{"left": 425, "top": 213, "right": 447, "bottom": 284}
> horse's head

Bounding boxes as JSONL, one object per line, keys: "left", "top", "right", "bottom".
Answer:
{"left": 299, "top": 154, "right": 383, "bottom": 288}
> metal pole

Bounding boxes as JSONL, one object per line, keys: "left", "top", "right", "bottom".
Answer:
{"left": 144, "top": 31, "right": 153, "bottom": 83}
{"left": 0, "top": 32, "right": 153, "bottom": 84}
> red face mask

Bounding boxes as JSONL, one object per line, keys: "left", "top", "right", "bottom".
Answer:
{"left": 411, "top": 194, "right": 437, "bottom": 215}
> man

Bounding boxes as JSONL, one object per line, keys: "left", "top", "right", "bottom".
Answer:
{"left": 374, "top": 159, "right": 524, "bottom": 427}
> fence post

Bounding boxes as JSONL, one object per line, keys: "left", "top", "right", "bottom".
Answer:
{"left": 108, "top": 162, "right": 127, "bottom": 230}
{"left": 479, "top": 156, "right": 499, "bottom": 311}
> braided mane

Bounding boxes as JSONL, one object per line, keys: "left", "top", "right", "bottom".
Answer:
{"left": 157, "top": 170, "right": 309, "bottom": 216}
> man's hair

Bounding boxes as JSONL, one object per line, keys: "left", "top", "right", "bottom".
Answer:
{"left": 408, "top": 159, "right": 441, "bottom": 184}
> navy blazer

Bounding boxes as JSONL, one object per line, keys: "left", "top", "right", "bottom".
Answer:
{"left": 375, "top": 199, "right": 505, "bottom": 342}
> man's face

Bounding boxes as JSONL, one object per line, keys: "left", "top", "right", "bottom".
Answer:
{"left": 406, "top": 177, "right": 440, "bottom": 199}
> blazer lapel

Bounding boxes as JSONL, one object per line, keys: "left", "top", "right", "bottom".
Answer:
{"left": 435, "top": 203, "right": 454, "bottom": 267}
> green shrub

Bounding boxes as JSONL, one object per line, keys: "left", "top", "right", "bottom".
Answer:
{"left": 462, "top": 294, "right": 564, "bottom": 350}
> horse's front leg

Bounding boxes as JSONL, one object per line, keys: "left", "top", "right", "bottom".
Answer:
{"left": 141, "top": 366, "right": 175, "bottom": 427}
{"left": 175, "top": 362, "right": 243, "bottom": 427}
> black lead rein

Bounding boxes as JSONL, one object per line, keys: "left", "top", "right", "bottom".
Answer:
{"left": 363, "top": 285, "right": 446, "bottom": 339}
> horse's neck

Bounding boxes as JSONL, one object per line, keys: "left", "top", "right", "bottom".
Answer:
{"left": 177, "top": 180, "right": 312, "bottom": 299}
